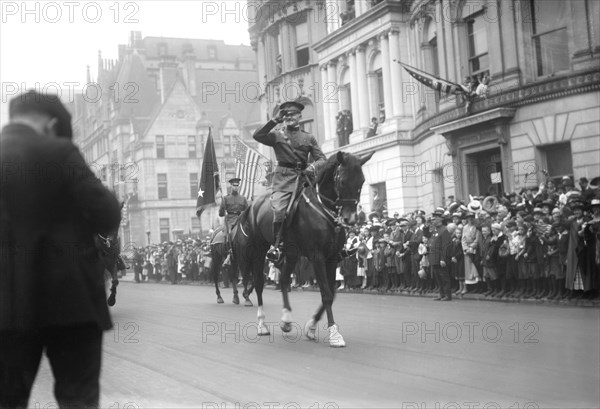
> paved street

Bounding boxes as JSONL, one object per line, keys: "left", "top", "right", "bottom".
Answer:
{"left": 29, "top": 281, "right": 599, "bottom": 409}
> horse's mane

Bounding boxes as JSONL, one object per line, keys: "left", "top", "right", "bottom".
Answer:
{"left": 317, "top": 153, "right": 342, "bottom": 187}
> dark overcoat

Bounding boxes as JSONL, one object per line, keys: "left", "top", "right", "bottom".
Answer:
{"left": 0, "top": 123, "right": 121, "bottom": 331}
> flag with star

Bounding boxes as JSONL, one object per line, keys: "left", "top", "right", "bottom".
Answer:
{"left": 196, "top": 128, "right": 220, "bottom": 217}
{"left": 394, "top": 60, "right": 470, "bottom": 96}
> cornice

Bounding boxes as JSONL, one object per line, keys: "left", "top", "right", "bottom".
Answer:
{"left": 313, "top": 0, "right": 409, "bottom": 53}
{"left": 413, "top": 69, "right": 600, "bottom": 140}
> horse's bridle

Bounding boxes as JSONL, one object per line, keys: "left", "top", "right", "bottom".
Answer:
{"left": 315, "top": 163, "right": 360, "bottom": 229}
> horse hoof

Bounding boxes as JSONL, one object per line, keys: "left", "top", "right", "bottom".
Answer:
{"left": 233, "top": 295, "right": 240, "bottom": 305}
{"left": 217, "top": 296, "right": 224, "bottom": 304}
{"left": 258, "top": 324, "right": 270, "bottom": 336}
{"left": 304, "top": 319, "right": 317, "bottom": 341}
{"left": 280, "top": 321, "right": 292, "bottom": 333}
{"left": 107, "top": 293, "right": 116, "bottom": 307}
{"left": 244, "top": 299, "right": 253, "bottom": 307}
{"left": 328, "top": 324, "right": 346, "bottom": 348}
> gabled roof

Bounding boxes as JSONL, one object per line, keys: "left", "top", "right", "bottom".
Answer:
{"left": 113, "top": 53, "right": 160, "bottom": 118}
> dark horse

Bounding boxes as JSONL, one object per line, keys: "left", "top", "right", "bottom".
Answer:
{"left": 235, "top": 151, "right": 372, "bottom": 347}
{"left": 208, "top": 224, "right": 253, "bottom": 306}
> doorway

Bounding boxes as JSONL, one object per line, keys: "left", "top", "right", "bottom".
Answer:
{"left": 465, "top": 147, "right": 503, "bottom": 197}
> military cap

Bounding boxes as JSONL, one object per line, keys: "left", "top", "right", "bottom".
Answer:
{"left": 279, "top": 100, "right": 304, "bottom": 112}
{"left": 228, "top": 178, "right": 241, "bottom": 186}
{"left": 9, "top": 90, "right": 73, "bottom": 139}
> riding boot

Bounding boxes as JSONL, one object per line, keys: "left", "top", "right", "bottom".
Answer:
{"left": 267, "top": 221, "right": 283, "bottom": 262}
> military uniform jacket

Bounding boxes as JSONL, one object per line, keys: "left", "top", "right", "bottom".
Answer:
{"left": 219, "top": 192, "right": 249, "bottom": 230}
{"left": 253, "top": 120, "right": 327, "bottom": 193}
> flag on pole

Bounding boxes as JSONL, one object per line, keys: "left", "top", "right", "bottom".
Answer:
{"left": 234, "top": 137, "right": 268, "bottom": 200}
{"left": 393, "top": 60, "right": 469, "bottom": 96}
{"left": 196, "top": 128, "right": 220, "bottom": 217}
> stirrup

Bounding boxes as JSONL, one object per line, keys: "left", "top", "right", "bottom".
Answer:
{"left": 266, "top": 246, "right": 282, "bottom": 263}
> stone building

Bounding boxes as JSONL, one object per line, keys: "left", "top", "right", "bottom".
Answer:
{"left": 72, "top": 31, "right": 262, "bottom": 246}
{"left": 252, "top": 0, "right": 599, "bottom": 215}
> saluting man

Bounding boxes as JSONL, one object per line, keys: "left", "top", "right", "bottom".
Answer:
{"left": 253, "top": 100, "right": 327, "bottom": 262}
{"left": 219, "top": 178, "right": 249, "bottom": 234}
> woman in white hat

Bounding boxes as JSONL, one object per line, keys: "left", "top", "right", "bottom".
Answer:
{"left": 461, "top": 211, "right": 482, "bottom": 293}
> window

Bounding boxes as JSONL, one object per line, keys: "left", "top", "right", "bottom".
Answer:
{"left": 156, "top": 135, "right": 165, "bottom": 158}
{"left": 295, "top": 20, "right": 309, "bottom": 68}
{"left": 208, "top": 45, "right": 217, "bottom": 59}
{"left": 467, "top": 12, "right": 488, "bottom": 77}
{"left": 160, "top": 218, "right": 170, "bottom": 243}
{"left": 531, "top": 0, "right": 569, "bottom": 76}
{"left": 375, "top": 69, "right": 384, "bottom": 116}
{"left": 190, "top": 173, "right": 198, "bottom": 199}
{"left": 370, "top": 182, "right": 387, "bottom": 218}
{"left": 589, "top": 0, "right": 600, "bottom": 50}
{"left": 341, "top": 0, "right": 355, "bottom": 26}
{"left": 182, "top": 43, "right": 194, "bottom": 55}
{"left": 188, "top": 135, "right": 196, "bottom": 158}
{"left": 100, "top": 165, "right": 107, "bottom": 182}
{"left": 158, "top": 42, "right": 168, "bottom": 56}
{"left": 540, "top": 142, "right": 573, "bottom": 186}
{"left": 191, "top": 217, "right": 201, "bottom": 234}
{"left": 158, "top": 173, "right": 168, "bottom": 199}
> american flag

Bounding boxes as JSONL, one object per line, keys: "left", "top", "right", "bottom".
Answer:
{"left": 234, "top": 137, "right": 267, "bottom": 200}
{"left": 394, "top": 60, "right": 470, "bottom": 96}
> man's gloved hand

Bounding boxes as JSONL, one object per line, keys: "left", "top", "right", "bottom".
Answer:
{"left": 305, "top": 164, "right": 316, "bottom": 180}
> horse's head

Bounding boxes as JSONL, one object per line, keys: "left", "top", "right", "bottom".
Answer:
{"left": 332, "top": 151, "right": 373, "bottom": 225}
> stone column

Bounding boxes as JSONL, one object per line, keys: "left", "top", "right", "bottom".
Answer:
{"left": 379, "top": 31, "right": 393, "bottom": 120}
{"left": 388, "top": 29, "right": 403, "bottom": 117}
{"left": 320, "top": 64, "right": 331, "bottom": 142}
{"left": 326, "top": 60, "right": 339, "bottom": 139}
{"left": 355, "top": 44, "right": 369, "bottom": 129}
{"left": 349, "top": 50, "right": 360, "bottom": 130}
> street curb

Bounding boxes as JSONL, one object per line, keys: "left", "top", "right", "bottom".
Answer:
{"left": 117, "top": 276, "right": 600, "bottom": 308}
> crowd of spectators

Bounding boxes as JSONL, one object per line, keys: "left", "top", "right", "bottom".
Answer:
{"left": 121, "top": 176, "right": 599, "bottom": 303}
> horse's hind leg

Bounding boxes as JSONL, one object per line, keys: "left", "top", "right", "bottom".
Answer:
{"left": 230, "top": 263, "right": 240, "bottom": 305}
{"left": 210, "top": 245, "right": 224, "bottom": 304}
{"left": 279, "top": 253, "right": 298, "bottom": 333}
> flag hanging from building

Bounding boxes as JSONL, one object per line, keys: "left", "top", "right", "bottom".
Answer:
{"left": 394, "top": 60, "right": 469, "bottom": 96}
{"left": 196, "top": 128, "right": 220, "bottom": 217}
{"left": 234, "top": 137, "right": 268, "bottom": 200}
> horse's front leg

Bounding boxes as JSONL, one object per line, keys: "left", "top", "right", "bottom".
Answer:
{"left": 107, "top": 258, "right": 119, "bottom": 307}
{"left": 253, "top": 257, "right": 269, "bottom": 335}
{"left": 210, "top": 246, "right": 224, "bottom": 304}
{"left": 230, "top": 261, "right": 240, "bottom": 305}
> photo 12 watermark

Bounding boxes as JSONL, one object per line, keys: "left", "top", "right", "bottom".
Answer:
{"left": 1, "top": 1, "right": 140, "bottom": 24}
{"left": 401, "top": 321, "right": 540, "bottom": 344}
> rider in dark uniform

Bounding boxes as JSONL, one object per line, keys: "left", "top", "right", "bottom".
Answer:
{"left": 219, "top": 178, "right": 249, "bottom": 237}
{"left": 253, "top": 100, "right": 327, "bottom": 262}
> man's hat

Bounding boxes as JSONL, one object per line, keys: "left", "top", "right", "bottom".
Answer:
{"left": 9, "top": 90, "right": 73, "bottom": 139}
{"left": 590, "top": 198, "right": 600, "bottom": 207}
{"left": 279, "top": 101, "right": 304, "bottom": 112}
{"left": 385, "top": 218, "right": 397, "bottom": 227}
{"left": 541, "top": 199, "right": 554, "bottom": 208}
{"left": 562, "top": 176, "right": 573, "bottom": 186}
{"left": 579, "top": 177, "right": 589, "bottom": 184}
{"left": 532, "top": 207, "right": 544, "bottom": 214}
{"left": 369, "top": 225, "right": 381, "bottom": 232}
{"left": 432, "top": 207, "right": 445, "bottom": 217}
{"left": 228, "top": 178, "right": 241, "bottom": 186}
{"left": 398, "top": 218, "right": 409, "bottom": 227}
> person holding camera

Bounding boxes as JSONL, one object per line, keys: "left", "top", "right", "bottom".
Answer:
{"left": 253, "top": 100, "right": 327, "bottom": 263}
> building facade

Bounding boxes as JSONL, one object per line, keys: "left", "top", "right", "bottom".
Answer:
{"left": 247, "top": 0, "right": 330, "bottom": 156}
{"left": 72, "top": 32, "right": 262, "bottom": 246}
{"left": 298, "top": 0, "right": 599, "bottom": 216}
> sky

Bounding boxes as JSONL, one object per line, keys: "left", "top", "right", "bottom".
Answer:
{"left": 0, "top": 0, "right": 253, "bottom": 126}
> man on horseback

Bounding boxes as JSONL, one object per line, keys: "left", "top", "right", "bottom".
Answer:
{"left": 253, "top": 100, "right": 327, "bottom": 263}
{"left": 218, "top": 178, "right": 249, "bottom": 252}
